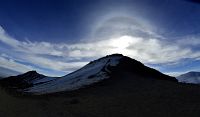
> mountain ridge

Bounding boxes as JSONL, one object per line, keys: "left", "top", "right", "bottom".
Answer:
{"left": 177, "top": 71, "right": 200, "bottom": 84}
{"left": 0, "top": 54, "right": 177, "bottom": 95}
{"left": 0, "top": 70, "right": 56, "bottom": 90}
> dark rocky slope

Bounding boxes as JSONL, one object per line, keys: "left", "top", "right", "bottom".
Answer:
{"left": 0, "top": 71, "right": 50, "bottom": 89}
{"left": 0, "top": 70, "right": 200, "bottom": 117}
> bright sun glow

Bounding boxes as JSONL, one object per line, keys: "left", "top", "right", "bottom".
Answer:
{"left": 109, "top": 35, "right": 137, "bottom": 55}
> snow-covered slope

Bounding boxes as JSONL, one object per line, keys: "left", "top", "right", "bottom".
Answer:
{"left": 0, "top": 54, "right": 177, "bottom": 95}
{"left": 24, "top": 55, "right": 122, "bottom": 94}
{"left": 177, "top": 72, "right": 200, "bottom": 84}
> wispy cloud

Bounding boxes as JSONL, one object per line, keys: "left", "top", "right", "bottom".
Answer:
{"left": 0, "top": 54, "right": 33, "bottom": 73}
{"left": 0, "top": 25, "right": 200, "bottom": 76}
{"left": 176, "top": 36, "right": 200, "bottom": 46}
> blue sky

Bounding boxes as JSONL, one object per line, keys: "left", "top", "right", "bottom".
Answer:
{"left": 0, "top": 0, "right": 200, "bottom": 76}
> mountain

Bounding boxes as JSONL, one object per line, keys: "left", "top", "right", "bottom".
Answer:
{"left": 0, "top": 71, "right": 56, "bottom": 90}
{"left": 2, "top": 55, "right": 200, "bottom": 117}
{"left": 177, "top": 71, "right": 200, "bottom": 84}
{"left": 0, "top": 54, "right": 177, "bottom": 95}
{"left": 0, "top": 67, "right": 21, "bottom": 78}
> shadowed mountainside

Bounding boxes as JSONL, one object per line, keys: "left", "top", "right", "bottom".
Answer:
{"left": 0, "top": 54, "right": 177, "bottom": 94}
{"left": 0, "top": 55, "right": 200, "bottom": 117}
{"left": 0, "top": 70, "right": 200, "bottom": 117}
{"left": 0, "top": 71, "right": 47, "bottom": 89}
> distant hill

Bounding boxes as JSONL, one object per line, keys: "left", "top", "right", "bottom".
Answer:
{"left": 177, "top": 71, "right": 200, "bottom": 84}
{"left": 0, "top": 71, "right": 57, "bottom": 89}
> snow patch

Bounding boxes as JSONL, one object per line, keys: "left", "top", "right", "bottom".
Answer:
{"left": 24, "top": 55, "right": 123, "bottom": 94}
{"left": 31, "top": 77, "right": 57, "bottom": 84}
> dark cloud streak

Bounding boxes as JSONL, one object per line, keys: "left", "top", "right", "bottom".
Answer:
{"left": 186, "top": 0, "right": 200, "bottom": 4}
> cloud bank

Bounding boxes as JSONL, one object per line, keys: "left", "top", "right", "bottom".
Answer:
{"left": 0, "top": 24, "right": 199, "bottom": 76}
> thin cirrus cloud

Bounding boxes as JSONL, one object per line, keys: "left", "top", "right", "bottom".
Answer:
{"left": 0, "top": 25, "right": 200, "bottom": 76}
{"left": 0, "top": 54, "right": 34, "bottom": 73}
{"left": 176, "top": 36, "right": 200, "bottom": 46}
